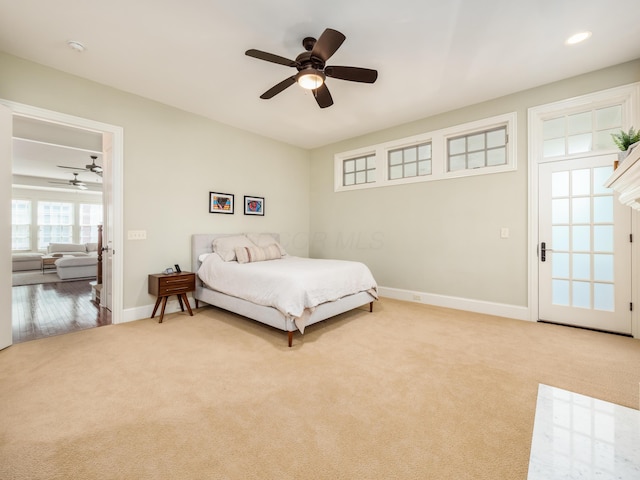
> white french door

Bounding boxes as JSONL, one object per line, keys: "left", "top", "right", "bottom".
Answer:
{"left": 0, "top": 104, "right": 13, "bottom": 350}
{"left": 538, "top": 155, "right": 632, "bottom": 334}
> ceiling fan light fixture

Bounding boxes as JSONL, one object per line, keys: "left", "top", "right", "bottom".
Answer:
{"left": 297, "top": 70, "right": 325, "bottom": 90}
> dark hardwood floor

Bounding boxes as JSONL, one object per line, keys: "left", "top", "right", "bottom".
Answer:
{"left": 12, "top": 279, "right": 112, "bottom": 343}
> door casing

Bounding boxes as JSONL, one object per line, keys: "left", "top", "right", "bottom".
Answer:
{"left": 1, "top": 99, "right": 124, "bottom": 327}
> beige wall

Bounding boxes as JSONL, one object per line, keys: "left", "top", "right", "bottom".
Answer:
{"left": 309, "top": 59, "right": 640, "bottom": 307}
{"left": 2, "top": 49, "right": 640, "bottom": 316}
{"left": 0, "top": 52, "right": 311, "bottom": 310}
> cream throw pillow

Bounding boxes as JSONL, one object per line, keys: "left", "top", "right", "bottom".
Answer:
{"left": 212, "top": 235, "right": 255, "bottom": 262}
{"left": 235, "top": 244, "right": 282, "bottom": 264}
{"left": 245, "top": 233, "right": 287, "bottom": 256}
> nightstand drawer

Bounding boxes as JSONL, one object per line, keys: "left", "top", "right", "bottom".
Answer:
{"left": 148, "top": 272, "right": 196, "bottom": 296}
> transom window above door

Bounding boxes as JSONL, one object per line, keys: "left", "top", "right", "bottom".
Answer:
{"left": 542, "top": 105, "right": 623, "bottom": 158}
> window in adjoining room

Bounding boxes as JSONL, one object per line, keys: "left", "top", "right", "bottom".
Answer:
{"left": 37, "top": 201, "right": 73, "bottom": 249}
{"left": 11, "top": 199, "right": 31, "bottom": 251}
{"left": 79, "top": 203, "right": 103, "bottom": 244}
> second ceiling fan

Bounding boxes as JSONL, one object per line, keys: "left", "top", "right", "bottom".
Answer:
{"left": 245, "top": 28, "right": 378, "bottom": 108}
{"left": 57, "top": 155, "right": 103, "bottom": 177}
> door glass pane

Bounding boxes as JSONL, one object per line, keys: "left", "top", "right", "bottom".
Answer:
{"left": 552, "top": 171, "right": 569, "bottom": 197}
{"left": 572, "top": 253, "right": 590, "bottom": 279}
{"left": 573, "top": 281, "right": 591, "bottom": 308}
{"left": 593, "top": 196, "right": 613, "bottom": 223}
{"left": 568, "top": 134, "right": 592, "bottom": 154}
{"left": 405, "top": 148, "right": 417, "bottom": 162}
{"left": 594, "top": 226, "right": 613, "bottom": 252}
{"left": 405, "top": 162, "right": 417, "bottom": 177}
{"left": 572, "top": 226, "right": 591, "bottom": 251}
{"left": 572, "top": 197, "right": 590, "bottom": 223}
{"left": 552, "top": 279, "right": 570, "bottom": 306}
{"left": 553, "top": 253, "right": 570, "bottom": 278}
{"left": 594, "top": 254, "right": 614, "bottom": 282}
{"left": 356, "top": 171, "right": 366, "bottom": 184}
{"left": 594, "top": 283, "right": 614, "bottom": 311}
{"left": 593, "top": 166, "right": 613, "bottom": 194}
{"left": 552, "top": 199, "right": 569, "bottom": 224}
{"left": 552, "top": 226, "right": 569, "bottom": 250}
{"left": 356, "top": 158, "right": 366, "bottom": 170}
{"left": 572, "top": 169, "right": 590, "bottom": 196}
{"left": 568, "top": 111, "right": 591, "bottom": 134}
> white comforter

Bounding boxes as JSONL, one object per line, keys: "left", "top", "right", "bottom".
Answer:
{"left": 197, "top": 254, "right": 378, "bottom": 332}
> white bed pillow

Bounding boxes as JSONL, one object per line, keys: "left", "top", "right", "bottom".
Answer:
{"left": 245, "top": 233, "right": 287, "bottom": 256}
{"left": 235, "top": 244, "right": 282, "bottom": 264}
{"left": 212, "top": 235, "right": 255, "bottom": 262}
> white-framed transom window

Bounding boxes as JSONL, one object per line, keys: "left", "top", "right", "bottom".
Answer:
{"left": 447, "top": 126, "right": 507, "bottom": 172}
{"left": 389, "top": 142, "right": 432, "bottom": 180}
{"left": 343, "top": 154, "right": 376, "bottom": 186}
{"left": 335, "top": 112, "right": 517, "bottom": 192}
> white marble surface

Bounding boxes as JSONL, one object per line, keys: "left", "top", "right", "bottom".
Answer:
{"left": 528, "top": 384, "right": 640, "bottom": 479}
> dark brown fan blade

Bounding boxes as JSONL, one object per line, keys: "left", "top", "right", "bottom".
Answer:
{"left": 313, "top": 84, "right": 333, "bottom": 108}
{"left": 324, "top": 66, "right": 378, "bottom": 83}
{"left": 310, "top": 28, "right": 345, "bottom": 62}
{"left": 245, "top": 49, "right": 297, "bottom": 67}
{"left": 260, "top": 76, "right": 297, "bottom": 99}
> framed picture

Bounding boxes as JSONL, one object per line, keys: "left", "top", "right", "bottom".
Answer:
{"left": 244, "top": 196, "right": 264, "bottom": 216}
{"left": 209, "top": 192, "right": 234, "bottom": 214}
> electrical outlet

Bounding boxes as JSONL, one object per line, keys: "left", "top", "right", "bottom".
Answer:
{"left": 128, "top": 230, "right": 147, "bottom": 240}
{"left": 500, "top": 227, "right": 509, "bottom": 239}
{"left": 412, "top": 294, "right": 421, "bottom": 301}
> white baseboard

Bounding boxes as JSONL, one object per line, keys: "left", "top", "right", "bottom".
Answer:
{"left": 119, "top": 294, "right": 196, "bottom": 324}
{"left": 377, "top": 286, "right": 530, "bottom": 321}
{"left": 119, "top": 289, "right": 530, "bottom": 324}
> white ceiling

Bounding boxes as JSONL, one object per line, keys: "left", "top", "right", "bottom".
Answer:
{"left": 2, "top": 0, "right": 640, "bottom": 183}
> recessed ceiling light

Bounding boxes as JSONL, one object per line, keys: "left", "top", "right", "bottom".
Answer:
{"left": 67, "top": 40, "right": 86, "bottom": 53}
{"left": 566, "top": 31, "right": 592, "bottom": 45}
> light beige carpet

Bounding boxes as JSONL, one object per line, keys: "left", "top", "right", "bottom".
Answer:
{"left": 1, "top": 298, "right": 639, "bottom": 480}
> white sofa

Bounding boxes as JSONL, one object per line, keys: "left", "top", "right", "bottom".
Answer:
{"left": 12, "top": 252, "right": 44, "bottom": 271}
{"left": 55, "top": 255, "right": 98, "bottom": 280}
{"left": 47, "top": 242, "right": 99, "bottom": 280}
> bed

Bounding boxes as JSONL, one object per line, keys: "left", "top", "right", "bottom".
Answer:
{"left": 191, "top": 233, "right": 378, "bottom": 346}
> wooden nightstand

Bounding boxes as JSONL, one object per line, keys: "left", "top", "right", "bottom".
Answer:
{"left": 148, "top": 271, "right": 196, "bottom": 323}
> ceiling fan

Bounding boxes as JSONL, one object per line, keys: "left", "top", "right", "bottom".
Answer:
{"left": 49, "top": 172, "right": 88, "bottom": 190}
{"left": 245, "top": 28, "right": 378, "bottom": 108}
{"left": 57, "top": 155, "right": 103, "bottom": 177}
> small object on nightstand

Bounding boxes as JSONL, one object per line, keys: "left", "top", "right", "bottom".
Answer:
{"left": 174, "top": 264, "right": 181, "bottom": 273}
{"left": 148, "top": 271, "right": 196, "bottom": 323}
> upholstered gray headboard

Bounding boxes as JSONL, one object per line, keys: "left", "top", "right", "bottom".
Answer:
{"left": 191, "top": 233, "right": 281, "bottom": 278}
